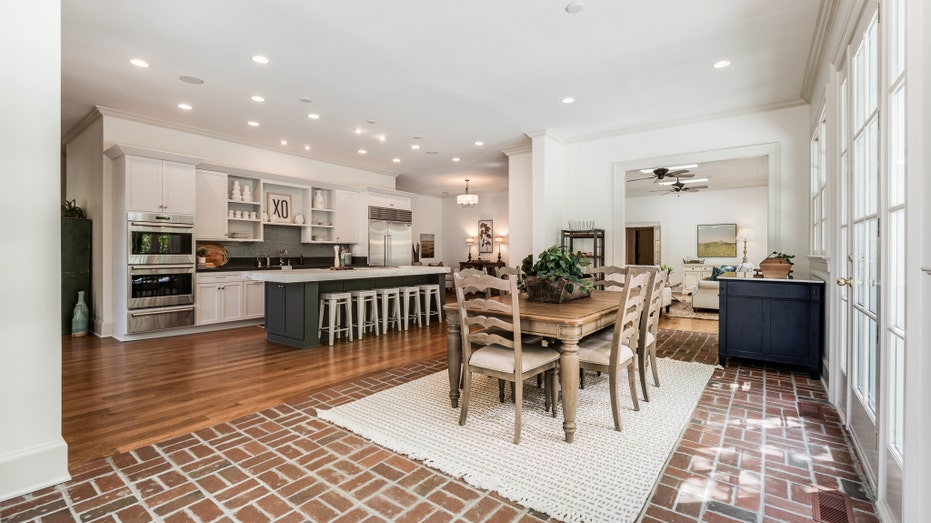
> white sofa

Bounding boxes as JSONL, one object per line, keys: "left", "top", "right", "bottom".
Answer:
{"left": 690, "top": 266, "right": 753, "bottom": 311}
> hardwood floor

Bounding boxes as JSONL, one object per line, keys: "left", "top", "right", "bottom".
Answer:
{"left": 62, "top": 323, "right": 450, "bottom": 468}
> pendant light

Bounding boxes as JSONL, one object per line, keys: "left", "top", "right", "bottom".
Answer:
{"left": 457, "top": 179, "right": 478, "bottom": 208}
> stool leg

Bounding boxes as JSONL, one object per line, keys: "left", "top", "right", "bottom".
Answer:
{"left": 433, "top": 290, "right": 442, "bottom": 323}
{"left": 318, "top": 298, "right": 325, "bottom": 338}
{"left": 370, "top": 298, "right": 379, "bottom": 335}
{"left": 344, "top": 300, "right": 353, "bottom": 341}
{"left": 401, "top": 294, "right": 409, "bottom": 331}
{"left": 328, "top": 301, "right": 336, "bottom": 346}
{"left": 355, "top": 299, "right": 364, "bottom": 339}
{"left": 380, "top": 295, "right": 388, "bottom": 334}
{"left": 413, "top": 294, "right": 422, "bottom": 327}
{"left": 392, "top": 296, "right": 401, "bottom": 331}
{"left": 423, "top": 292, "right": 432, "bottom": 326}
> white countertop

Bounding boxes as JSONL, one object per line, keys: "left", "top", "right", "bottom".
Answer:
{"left": 241, "top": 265, "right": 449, "bottom": 283}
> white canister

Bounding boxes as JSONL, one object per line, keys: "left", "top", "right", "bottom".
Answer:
{"left": 250, "top": 211, "right": 257, "bottom": 220}
{"left": 230, "top": 181, "right": 242, "bottom": 200}
{"left": 228, "top": 209, "right": 235, "bottom": 218}
{"left": 234, "top": 210, "right": 242, "bottom": 219}
{"left": 294, "top": 213, "right": 305, "bottom": 225}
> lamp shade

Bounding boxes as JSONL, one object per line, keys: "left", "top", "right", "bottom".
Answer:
{"left": 494, "top": 236, "right": 505, "bottom": 245}
{"left": 457, "top": 179, "right": 478, "bottom": 207}
{"left": 736, "top": 228, "right": 756, "bottom": 241}
{"left": 465, "top": 237, "right": 475, "bottom": 245}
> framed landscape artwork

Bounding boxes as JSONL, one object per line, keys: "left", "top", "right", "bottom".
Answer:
{"left": 697, "top": 223, "right": 737, "bottom": 258}
{"left": 478, "top": 220, "right": 494, "bottom": 254}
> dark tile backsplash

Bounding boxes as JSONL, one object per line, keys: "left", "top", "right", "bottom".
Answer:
{"left": 201, "top": 226, "right": 362, "bottom": 269}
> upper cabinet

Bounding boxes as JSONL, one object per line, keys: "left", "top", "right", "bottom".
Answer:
{"left": 106, "top": 145, "right": 203, "bottom": 216}
{"left": 368, "top": 192, "right": 411, "bottom": 211}
{"left": 195, "top": 169, "right": 228, "bottom": 240}
{"left": 227, "top": 175, "right": 263, "bottom": 241}
{"left": 333, "top": 190, "right": 359, "bottom": 243}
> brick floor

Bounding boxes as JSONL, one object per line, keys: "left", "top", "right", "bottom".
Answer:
{"left": 0, "top": 330, "right": 877, "bottom": 522}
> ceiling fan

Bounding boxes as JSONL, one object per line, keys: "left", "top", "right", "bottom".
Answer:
{"left": 628, "top": 167, "right": 694, "bottom": 183}
{"left": 653, "top": 178, "right": 709, "bottom": 195}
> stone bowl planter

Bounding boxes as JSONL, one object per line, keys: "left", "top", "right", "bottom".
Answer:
{"left": 524, "top": 276, "right": 592, "bottom": 303}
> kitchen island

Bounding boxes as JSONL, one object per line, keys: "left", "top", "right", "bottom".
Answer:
{"left": 242, "top": 266, "right": 449, "bottom": 348}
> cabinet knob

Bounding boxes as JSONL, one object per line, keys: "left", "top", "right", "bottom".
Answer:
{"left": 836, "top": 277, "right": 852, "bottom": 287}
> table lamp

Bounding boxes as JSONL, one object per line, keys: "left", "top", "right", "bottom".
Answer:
{"left": 494, "top": 236, "right": 505, "bottom": 262}
{"left": 466, "top": 236, "right": 476, "bottom": 261}
{"left": 736, "top": 228, "right": 756, "bottom": 264}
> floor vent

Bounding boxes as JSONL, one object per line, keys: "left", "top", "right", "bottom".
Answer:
{"left": 797, "top": 400, "right": 824, "bottom": 421}
{"left": 812, "top": 489, "right": 854, "bottom": 523}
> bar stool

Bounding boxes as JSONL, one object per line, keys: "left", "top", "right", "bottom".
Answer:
{"left": 419, "top": 283, "right": 443, "bottom": 326}
{"left": 375, "top": 287, "right": 401, "bottom": 333}
{"left": 318, "top": 292, "right": 353, "bottom": 346}
{"left": 399, "top": 286, "right": 422, "bottom": 330}
{"left": 350, "top": 289, "right": 379, "bottom": 339}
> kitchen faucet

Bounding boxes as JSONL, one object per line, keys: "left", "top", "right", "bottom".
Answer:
{"left": 263, "top": 254, "right": 270, "bottom": 268}
{"left": 279, "top": 249, "right": 288, "bottom": 266}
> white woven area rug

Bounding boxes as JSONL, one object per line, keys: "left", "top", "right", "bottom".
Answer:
{"left": 318, "top": 358, "right": 715, "bottom": 523}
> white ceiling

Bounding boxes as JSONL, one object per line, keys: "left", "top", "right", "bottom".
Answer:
{"left": 62, "top": 1, "right": 821, "bottom": 197}
{"left": 625, "top": 156, "right": 770, "bottom": 197}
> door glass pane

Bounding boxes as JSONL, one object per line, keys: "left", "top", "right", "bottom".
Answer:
{"left": 889, "top": 209, "right": 905, "bottom": 329}
{"left": 840, "top": 153, "right": 848, "bottom": 223}
{"left": 867, "top": 218, "right": 878, "bottom": 314}
{"left": 889, "top": 86, "right": 906, "bottom": 207}
{"left": 854, "top": 222, "right": 865, "bottom": 307}
{"left": 866, "top": 316, "right": 877, "bottom": 414}
{"left": 854, "top": 312, "right": 864, "bottom": 395}
{"left": 841, "top": 79, "right": 848, "bottom": 145}
{"left": 890, "top": 333, "right": 905, "bottom": 460}
{"left": 867, "top": 118, "right": 879, "bottom": 216}
{"left": 867, "top": 20, "right": 878, "bottom": 113}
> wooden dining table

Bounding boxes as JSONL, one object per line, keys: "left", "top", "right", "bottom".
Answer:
{"left": 443, "top": 290, "right": 624, "bottom": 443}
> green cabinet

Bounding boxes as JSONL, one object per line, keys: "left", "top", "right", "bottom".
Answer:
{"left": 62, "top": 218, "right": 91, "bottom": 335}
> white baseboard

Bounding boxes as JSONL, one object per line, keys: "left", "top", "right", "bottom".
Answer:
{"left": 0, "top": 439, "right": 70, "bottom": 503}
{"left": 92, "top": 318, "right": 113, "bottom": 338}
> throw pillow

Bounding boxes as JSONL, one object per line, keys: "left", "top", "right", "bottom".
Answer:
{"left": 710, "top": 265, "right": 737, "bottom": 281}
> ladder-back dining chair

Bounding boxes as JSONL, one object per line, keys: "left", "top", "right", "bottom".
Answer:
{"left": 576, "top": 267, "right": 653, "bottom": 431}
{"left": 454, "top": 272, "right": 560, "bottom": 443}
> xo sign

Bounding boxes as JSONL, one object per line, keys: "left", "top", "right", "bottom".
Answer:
{"left": 267, "top": 193, "right": 292, "bottom": 223}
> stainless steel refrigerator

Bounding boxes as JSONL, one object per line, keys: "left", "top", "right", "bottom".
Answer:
{"left": 368, "top": 206, "right": 413, "bottom": 266}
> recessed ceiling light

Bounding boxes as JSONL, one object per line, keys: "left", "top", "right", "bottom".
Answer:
{"left": 562, "top": 97, "right": 575, "bottom": 104}
{"left": 251, "top": 95, "right": 265, "bottom": 102}
{"left": 308, "top": 113, "right": 320, "bottom": 119}
{"left": 358, "top": 149, "right": 367, "bottom": 155}
{"left": 299, "top": 97, "right": 313, "bottom": 103}
{"left": 304, "top": 145, "right": 310, "bottom": 151}
{"left": 178, "top": 75, "right": 204, "bottom": 85}
{"left": 252, "top": 55, "right": 269, "bottom": 64}
{"left": 713, "top": 60, "right": 731, "bottom": 69}
{"left": 130, "top": 58, "right": 149, "bottom": 68}
{"left": 247, "top": 121, "right": 260, "bottom": 127}
{"left": 452, "top": 157, "right": 461, "bottom": 162}
{"left": 280, "top": 140, "right": 287, "bottom": 146}
{"left": 410, "top": 144, "right": 420, "bottom": 150}
{"left": 565, "top": 2, "right": 585, "bottom": 14}
{"left": 177, "top": 103, "right": 192, "bottom": 111}
{"left": 474, "top": 141, "right": 484, "bottom": 146}
{"left": 377, "top": 135, "right": 386, "bottom": 142}
{"left": 354, "top": 128, "right": 363, "bottom": 134}
{"left": 392, "top": 158, "right": 401, "bottom": 163}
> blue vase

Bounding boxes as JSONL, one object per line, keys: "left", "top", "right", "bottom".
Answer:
{"left": 71, "top": 291, "right": 89, "bottom": 337}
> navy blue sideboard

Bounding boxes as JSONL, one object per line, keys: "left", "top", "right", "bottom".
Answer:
{"left": 718, "top": 278, "right": 825, "bottom": 379}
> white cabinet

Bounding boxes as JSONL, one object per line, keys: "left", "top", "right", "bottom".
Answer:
{"left": 243, "top": 280, "right": 265, "bottom": 319}
{"left": 195, "top": 169, "right": 228, "bottom": 240}
{"left": 123, "top": 155, "right": 196, "bottom": 214}
{"left": 227, "top": 175, "right": 263, "bottom": 241}
{"left": 196, "top": 274, "right": 243, "bottom": 325}
{"left": 369, "top": 193, "right": 411, "bottom": 210}
{"left": 333, "top": 190, "right": 359, "bottom": 243}
{"left": 682, "top": 265, "right": 714, "bottom": 294}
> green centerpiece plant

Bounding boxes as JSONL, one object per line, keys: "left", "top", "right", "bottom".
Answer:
{"left": 520, "top": 245, "right": 593, "bottom": 303}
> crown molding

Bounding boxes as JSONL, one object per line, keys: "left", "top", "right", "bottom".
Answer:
{"left": 828, "top": 0, "right": 871, "bottom": 68}
{"left": 524, "top": 129, "right": 566, "bottom": 144}
{"left": 61, "top": 107, "right": 103, "bottom": 145}
{"left": 801, "top": 0, "right": 839, "bottom": 102}
{"left": 503, "top": 145, "right": 532, "bottom": 157}
{"left": 92, "top": 106, "right": 400, "bottom": 178}
{"left": 566, "top": 98, "right": 807, "bottom": 144}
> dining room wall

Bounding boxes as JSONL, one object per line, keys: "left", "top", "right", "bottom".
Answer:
{"left": 441, "top": 190, "right": 510, "bottom": 269}
{"left": 558, "top": 104, "right": 811, "bottom": 277}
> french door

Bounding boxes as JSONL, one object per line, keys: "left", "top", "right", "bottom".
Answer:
{"left": 832, "top": 1, "right": 906, "bottom": 518}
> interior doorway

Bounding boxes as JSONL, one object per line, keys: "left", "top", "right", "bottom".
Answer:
{"left": 625, "top": 226, "right": 659, "bottom": 265}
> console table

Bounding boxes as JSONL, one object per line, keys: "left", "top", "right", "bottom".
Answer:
{"left": 718, "top": 278, "right": 824, "bottom": 378}
{"left": 460, "top": 260, "right": 506, "bottom": 273}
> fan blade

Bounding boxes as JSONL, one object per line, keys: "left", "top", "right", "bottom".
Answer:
{"left": 670, "top": 172, "right": 694, "bottom": 178}
{"left": 686, "top": 185, "right": 709, "bottom": 190}
{"left": 666, "top": 169, "right": 692, "bottom": 177}
{"left": 627, "top": 176, "right": 656, "bottom": 182}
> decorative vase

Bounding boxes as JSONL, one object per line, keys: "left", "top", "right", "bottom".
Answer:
{"left": 241, "top": 185, "right": 252, "bottom": 202}
{"left": 313, "top": 190, "right": 326, "bottom": 209}
{"left": 230, "top": 181, "right": 242, "bottom": 201}
{"left": 71, "top": 291, "right": 89, "bottom": 337}
{"left": 334, "top": 245, "right": 341, "bottom": 268}
{"left": 294, "top": 212, "right": 305, "bottom": 225}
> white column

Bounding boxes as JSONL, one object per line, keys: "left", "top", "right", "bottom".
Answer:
{"left": 0, "top": 0, "right": 70, "bottom": 501}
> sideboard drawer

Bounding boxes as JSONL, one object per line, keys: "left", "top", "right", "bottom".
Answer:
{"left": 721, "top": 278, "right": 820, "bottom": 301}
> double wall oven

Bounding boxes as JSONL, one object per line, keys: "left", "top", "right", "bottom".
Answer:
{"left": 127, "top": 212, "right": 196, "bottom": 333}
